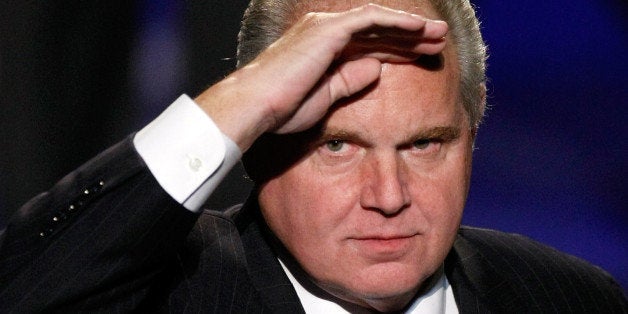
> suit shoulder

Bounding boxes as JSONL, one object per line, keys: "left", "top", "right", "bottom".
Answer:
{"left": 457, "top": 226, "right": 612, "bottom": 281}
{"left": 455, "top": 226, "right": 627, "bottom": 311}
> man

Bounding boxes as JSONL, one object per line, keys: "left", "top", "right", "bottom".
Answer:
{"left": 0, "top": 0, "right": 625, "bottom": 313}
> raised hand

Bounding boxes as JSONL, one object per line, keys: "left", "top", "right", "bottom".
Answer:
{"left": 195, "top": 4, "right": 448, "bottom": 151}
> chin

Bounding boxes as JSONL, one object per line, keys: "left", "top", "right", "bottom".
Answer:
{"left": 339, "top": 286, "right": 420, "bottom": 312}
{"left": 325, "top": 263, "right": 428, "bottom": 311}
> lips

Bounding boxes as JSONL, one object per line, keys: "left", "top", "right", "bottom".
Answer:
{"left": 353, "top": 234, "right": 415, "bottom": 242}
{"left": 348, "top": 234, "right": 418, "bottom": 261}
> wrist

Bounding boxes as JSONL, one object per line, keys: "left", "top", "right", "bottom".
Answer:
{"left": 194, "top": 72, "right": 272, "bottom": 152}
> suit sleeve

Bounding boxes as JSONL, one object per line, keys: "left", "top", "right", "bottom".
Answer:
{"left": 0, "top": 136, "right": 200, "bottom": 312}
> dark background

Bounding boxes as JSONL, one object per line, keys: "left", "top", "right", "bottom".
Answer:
{"left": 1, "top": 0, "right": 626, "bottom": 290}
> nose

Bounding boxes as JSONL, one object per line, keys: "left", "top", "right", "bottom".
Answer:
{"left": 359, "top": 153, "right": 410, "bottom": 216}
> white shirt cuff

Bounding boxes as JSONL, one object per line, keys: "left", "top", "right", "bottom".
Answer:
{"left": 133, "top": 94, "right": 242, "bottom": 212}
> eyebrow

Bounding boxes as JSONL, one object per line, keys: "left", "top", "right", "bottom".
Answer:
{"left": 317, "top": 125, "right": 462, "bottom": 146}
{"left": 405, "top": 126, "right": 461, "bottom": 142}
{"left": 316, "top": 129, "right": 364, "bottom": 146}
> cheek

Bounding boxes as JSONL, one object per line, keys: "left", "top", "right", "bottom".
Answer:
{"left": 407, "top": 147, "right": 471, "bottom": 229}
{"left": 258, "top": 161, "right": 362, "bottom": 249}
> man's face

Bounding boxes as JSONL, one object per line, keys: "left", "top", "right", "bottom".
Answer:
{"left": 258, "top": 35, "right": 473, "bottom": 310}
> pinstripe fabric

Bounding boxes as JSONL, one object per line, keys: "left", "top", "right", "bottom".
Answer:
{"left": 0, "top": 136, "right": 625, "bottom": 313}
{"left": 158, "top": 209, "right": 270, "bottom": 313}
{"left": 0, "top": 136, "right": 200, "bottom": 313}
{"left": 236, "top": 203, "right": 306, "bottom": 314}
{"left": 446, "top": 227, "right": 627, "bottom": 313}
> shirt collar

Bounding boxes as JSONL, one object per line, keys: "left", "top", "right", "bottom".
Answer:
{"left": 279, "top": 259, "right": 459, "bottom": 313}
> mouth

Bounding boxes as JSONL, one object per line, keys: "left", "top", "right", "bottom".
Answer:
{"left": 348, "top": 234, "right": 418, "bottom": 260}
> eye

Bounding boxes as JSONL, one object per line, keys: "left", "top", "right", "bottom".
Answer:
{"left": 413, "top": 139, "right": 432, "bottom": 150}
{"left": 317, "top": 139, "right": 358, "bottom": 158}
{"left": 325, "top": 139, "right": 346, "bottom": 152}
{"left": 409, "top": 138, "right": 442, "bottom": 155}
{"left": 315, "top": 138, "right": 360, "bottom": 168}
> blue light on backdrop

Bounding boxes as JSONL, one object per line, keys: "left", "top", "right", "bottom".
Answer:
{"left": 464, "top": 0, "right": 627, "bottom": 289}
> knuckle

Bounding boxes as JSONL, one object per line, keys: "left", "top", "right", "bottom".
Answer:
{"left": 351, "top": 3, "right": 384, "bottom": 24}
{"left": 302, "top": 11, "right": 318, "bottom": 21}
{"left": 301, "top": 12, "right": 326, "bottom": 27}
{"left": 359, "top": 3, "right": 380, "bottom": 15}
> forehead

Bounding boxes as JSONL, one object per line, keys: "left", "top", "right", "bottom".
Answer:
{"left": 324, "top": 61, "right": 464, "bottom": 139}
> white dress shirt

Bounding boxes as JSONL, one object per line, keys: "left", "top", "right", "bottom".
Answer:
{"left": 134, "top": 94, "right": 241, "bottom": 212}
{"left": 280, "top": 259, "right": 458, "bottom": 314}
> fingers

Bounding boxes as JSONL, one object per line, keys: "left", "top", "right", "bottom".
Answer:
{"left": 341, "top": 32, "right": 447, "bottom": 63}
{"left": 329, "top": 58, "right": 383, "bottom": 100}
{"left": 209, "top": 3, "right": 450, "bottom": 140}
{"left": 335, "top": 4, "right": 432, "bottom": 34}
{"left": 420, "top": 18, "right": 448, "bottom": 39}
{"left": 264, "top": 5, "right": 449, "bottom": 132}
{"left": 342, "top": 5, "right": 447, "bottom": 58}
{"left": 283, "top": 3, "right": 448, "bottom": 54}
{"left": 332, "top": 4, "right": 448, "bottom": 42}
{"left": 286, "top": 4, "right": 447, "bottom": 68}
{"left": 274, "top": 58, "right": 383, "bottom": 134}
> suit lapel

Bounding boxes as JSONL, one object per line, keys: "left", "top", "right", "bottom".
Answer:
{"left": 236, "top": 198, "right": 306, "bottom": 314}
{"left": 445, "top": 233, "right": 527, "bottom": 313}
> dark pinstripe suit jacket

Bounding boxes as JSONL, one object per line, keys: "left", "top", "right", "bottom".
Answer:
{"left": 0, "top": 137, "right": 626, "bottom": 313}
